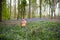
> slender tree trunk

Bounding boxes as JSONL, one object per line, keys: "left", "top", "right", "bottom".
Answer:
{"left": 49, "top": 0, "right": 51, "bottom": 18}
{"left": 32, "top": 7, "right": 34, "bottom": 18}
{"left": 0, "top": 0, "right": 2, "bottom": 22}
{"left": 40, "top": 0, "right": 42, "bottom": 18}
{"left": 5, "top": 0, "right": 6, "bottom": 20}
{"left": 48, "top": 0, "right": 50, "bottom": 18}
{"left": 22, "top": 7, "right": 25, "bottom": 19}
{"left": 28, "top": 0, "right": 31, "bottom": 18}
{"left": 53, "top": 0, "right": 56, "bottom": 19}
{"left": 51, "top": 8, "right": 53, "bottom": 19}
{"left": 49, "top": 0, "right": 54, "bottom": 19}
{"left": 20, "top": 0, "right": 23, "bottom": 19}
{"left": 14, "top": 0, "right": 16, "bottom": 19}
{"left": 58, "top": 1, "right": 60, "bottom": 19}
{"left": 51, "top": 0, "right": 56, "bottom": 19}
{"left": 10, "top": 0, "right": 11, "bottom": 19}
{"left": 49, "top": 5, "right": 51, "bottom": 18}
{"left": 17, "top": 0, "right": 20, "bottom": 19}
{"left": 21, "top": 7, "right": 22, "bottom": 19}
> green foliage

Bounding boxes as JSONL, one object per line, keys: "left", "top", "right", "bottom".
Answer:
{"left": 21, "top": 0, "right": 27, "bottom": 6}
{"left": 21, "top": 0, "right": 27, "bottom": 19}
{"left": 0, "top": 21, "right": 60, "bottom": 40}
{"left": 2, "top": 1, "right": 10, "bottom": 20}
{"left": 17, "top": 0, "right": 27, "bottom": 19}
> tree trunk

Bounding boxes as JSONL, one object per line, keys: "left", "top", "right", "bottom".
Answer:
{"left": 23, "top": 7, "right": 25, "bottom": 19}
{"left": 40, "top": 0, "right": 42, "bottom": 18}
{"left": 50, "top": 0, "right": 56, "bottom": 19}
{"left": 53, "top": 0, "right": 56, "bottom": 19}
{"left": 10, "top": 0, "right": 11, "bottom": 19}
{"left": 58, "top": 1, "right": 60, "bottom": 19}
{"left": 14, "top": 0, "right": 16, "bottom": 19}
{"left": 17, "top": 0, "right": 20, "bottom": 20}
{"left": 51, "top": 8, "right": 53, "bottom": 19}
{"left": 28, "top": 0, "right": 31, "bottom": 18}
{"left": 0, "top": 0, "right": 2, "bottom": 22}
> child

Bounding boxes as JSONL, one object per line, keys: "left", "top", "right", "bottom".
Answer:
{"left": 22, "top": 19, "right": 26, "bottom": 28}
{"left": 21, "top": 19, "right": 29, "bottom": 32}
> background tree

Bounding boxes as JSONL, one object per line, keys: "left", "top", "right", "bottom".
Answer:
{"left": 9, "top": 0, "right": 11, "bottom": 19}
{"left": 2, "top": 0, "right": 10, "bottom": 20}
{"left": 14, "top": 0, "right": 16, "bottom": 19}
{"left": 45, "top": 0, "right": 57, "bottom": 19}
{"left": 57, "top": 0, "right": 60, "bottom": 19}
{"left": 17, "top": 0, "right": 21, "bottom": 19}
{"left": 1, "top": 0, "right": 60, "bottom": 20}
{"left": 0, "top": 0, "right": 2, "bottom": 22}
{"left": 28, "top": 0, "right": 31, "bottom": 18}
{"left": 21, "top": 0, "right": 27, "bottom": 19}
{"left": 31, "top": 0, "right": 37, "bottom": 18}
{"left": 39, "top": 0, "right": 42, "bottom": 18}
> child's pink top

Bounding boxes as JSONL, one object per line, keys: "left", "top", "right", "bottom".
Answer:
{"left": 22, "top": 19, "right": 26, "bottom": 27}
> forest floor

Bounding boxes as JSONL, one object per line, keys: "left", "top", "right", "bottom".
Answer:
{"left": 0, "top": 18, "right": 60, "bottom": 40}
{"left": 0, "top": 18, "right": 60, "bottom": 26}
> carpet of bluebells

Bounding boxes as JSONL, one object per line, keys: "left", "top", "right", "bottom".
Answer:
{"left": 0, "top": 20, "right": 60, "bottom": 40}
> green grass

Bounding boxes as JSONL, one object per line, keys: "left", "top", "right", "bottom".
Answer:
{"left": 0, "top": 20, "right": 60, "bottom": 40}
